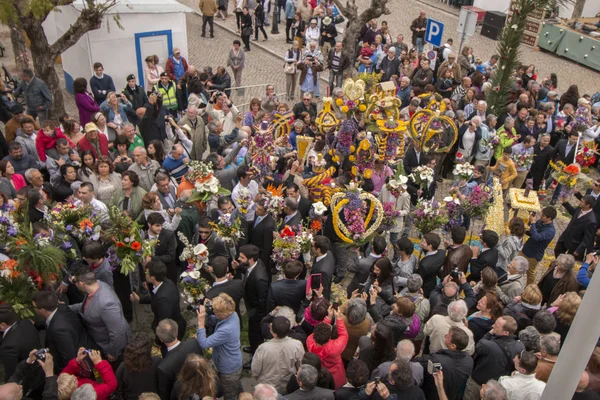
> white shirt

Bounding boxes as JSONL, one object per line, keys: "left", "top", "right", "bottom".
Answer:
{"left": 315, "top": 254, "right": 327, "bottom": 263}
{"left": 167, "top": 341, "right": 181, "bottom": 352}
{"left": 499, "top": 371, "right": 546, "bottom": 400}
{"left": 213, "top": 279, "right": 228, "bottom": 287}
{"left": 2, "top": 322, "right": 16, "bottom": 338}
{"left": 46, "top": 309, "right": 58, "bottom": 326}
{"left": 152, "top": 281, "right": 163, "bottom": 294}
{"left": 90, "top": 197, "right": 109, "bottom": 221}
{"left": 247, "top": 261, "right": 258, "bottom": 277}
{"left": 232, "top": 180, "right": 259, "bottom": 221}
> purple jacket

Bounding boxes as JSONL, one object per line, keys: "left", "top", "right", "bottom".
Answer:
{"left": 75, "top": 91, "right": 100, "bottom": 125}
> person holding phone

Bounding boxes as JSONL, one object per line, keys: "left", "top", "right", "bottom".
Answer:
{"left": 59, "top": 348, "right": 118, "bottom": 399}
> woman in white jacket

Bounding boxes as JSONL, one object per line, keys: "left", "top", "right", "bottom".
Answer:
{"left": 138, "top": 191, "right": 182, "bottom": 231}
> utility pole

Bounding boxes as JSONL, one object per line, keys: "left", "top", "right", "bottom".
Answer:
{"left": 271, "top": 0, "right": 280, "bottom": 34}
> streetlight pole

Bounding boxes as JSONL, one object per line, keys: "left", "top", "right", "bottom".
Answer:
{"left": 271, "top": 0, "right": 279, "bottom": 34}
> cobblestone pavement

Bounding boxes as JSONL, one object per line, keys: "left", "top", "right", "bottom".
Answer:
{"left": 179, "top": 0, "right": 600, "bottom": 93}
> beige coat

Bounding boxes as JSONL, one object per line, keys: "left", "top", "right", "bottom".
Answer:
{"left": 251, "top": 336, "right": 305, "bottom": 393}
{"left": 424, "top": 314, "right": 475, "bottom": 355}
{"left": 199, "top": 0, "right": 218, "bottom": 16}
{"left": 178, "top": 114, "right": 207, "bottom": 161}
{"left": 380, "top": 187, "right": 411, "bottom": 233}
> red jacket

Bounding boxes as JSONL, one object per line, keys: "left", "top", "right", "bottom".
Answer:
{"left": 77, "top": 134, "right": 109, "bottom": 158}
{"left": 61, "top": 358, "right": 117, "bottom": 400}
{"left": 306, "top": 316, "right": 349, "bottom": 389}
{"left": 165, "top": 56, "right": 189, "bottom": 81}
{"left": 35, "top": 128, "right": 72, "bottom": 162}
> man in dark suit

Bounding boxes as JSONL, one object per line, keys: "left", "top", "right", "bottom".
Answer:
{"left": 206, "top": 256, "right": 244, "bottom": 319}
{"left": 403, "top": 145, "right": 423, "bottom": 175}
{"left": 27, "top": 188, "right": 46, "bottom": 224}
{"left": 528, "top": 133, "right": 554, "bottom": 190}
{"left": 468, "top": 230, "right": 500, "bottom": 283}
{"left": 417, "top": 233, "right": 446, "bottom": 298}
{"left": 286, "top": 364, "right": 335, "bottom": 400}
{"left": 215, "top": 196, "right": 249, "bottom": 248}
{"left": 31, "top": 291, "right": 93, "bottom": 373}
{"left": 266, "top": 260, "right": 306, "bottom": 314}
{"left": 156, "top": 319, "right": 202, "bottom": 400}
{"left": 198, "top": 216, "right": 229, "bottom": 268}
{"left": 280, "top": 197, "right": 302, "bottom": 231}
{"left": 154, "top": 172, "right": 178, "bottom": 210}
{"left": 233, "top": 244, "right": 269, "bottom": 363}
{"left": 287, "top": 182, "right": 311, "bottom": 220}
{"left": 555, "top": 194, "right": 597, "bottom": 261}
{"left": 550, "top": 130, "right": 579, "bottom": 204}
{"left": 145, "top": 212, "right": 178, "bottom": 283}
{"left": 131, "top": 260, "right": 186, "bottom": 340}
{"left": 346, "top": 235, "right": 386, "bottom": 296}
{"left": 334, "top": 359, "right": 370, "bottom": 400}
{"left": 574, "top": 179, "right": 600, "bottom": 226}
{"left": 407, "top": 155, "right": 438, "bottom": 206}
{"left": 174, "top": 190, "right": 201, "bottom": 271}
{"left": 0, "top": 304, "right": 41, "bottom": 380}
{"left": 309, "top": 235, "right": 336, "bottom": 301}
{"left": 249, "top": 199, "right": 276, "bottom": 268}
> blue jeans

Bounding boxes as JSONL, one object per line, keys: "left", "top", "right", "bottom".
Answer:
{"left": 416, "top": 37, "right": 424, "bottom": 55}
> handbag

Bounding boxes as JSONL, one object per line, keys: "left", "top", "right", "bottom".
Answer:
{"left": 284, "top": 62, "right": 296, "bottom": 74}
{"left": 242, "top": 26, "right": 252, "bottom": 37}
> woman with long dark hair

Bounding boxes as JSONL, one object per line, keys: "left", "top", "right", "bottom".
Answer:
{"left": 147, "top": 140, "right": 166, "bottom": 164}
{"left": 73, "top": 77, "right": 100, "bottom": 126}
{"left": 358, "top": 322, "right": 396, "bottom": 371}
{"left": 560, "top": 85, "right": 580, "bottom": 110}
{"left": 115, "top": 333, "right": 160, "bottom": 400}
{"left": 77, "top": 150, "right": 96, "bottom": 182}
{"left": 363, "top": 257, "right": 396, "bottom": 310}
{"left": 171, "top": 354, "right": 219, "bottom": 400}
{"left": 240, "top": 7, "right": 253, "bottom": 51}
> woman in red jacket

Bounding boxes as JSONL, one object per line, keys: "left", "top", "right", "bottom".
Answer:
{"left": 306, "top": 306, "right": 349, "bottom": 389}
{"left": 59, "top": 348, "right": 117, "bottom": 400}
{"left": 77, "top": 122, "right": 109, "bottom": 158}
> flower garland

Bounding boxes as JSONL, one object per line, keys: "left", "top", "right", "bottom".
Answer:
{"left": 335, "top": 120, "right": 358, "bottom": 156}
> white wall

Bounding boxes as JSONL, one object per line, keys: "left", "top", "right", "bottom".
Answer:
{"left": 560, "top": 1, "right": 600, "bottom": 19}
{"left": 43, "top": 6, "right": 188, "bottom": 95}
{"left": 473, "top": 0, "right": 511, "bottom": 13}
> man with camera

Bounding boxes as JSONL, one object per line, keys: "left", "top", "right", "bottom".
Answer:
{"left": 1, "top": 350, "right": 59, "bottom": 400}
{"left": 196, "top": 293, "right": 243, "bottom": 400}
{"left": 130, "top": 260, "right": 186, "bottom": 343}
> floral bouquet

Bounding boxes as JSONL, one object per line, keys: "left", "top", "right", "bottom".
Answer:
{"left": 455, "top": 152, "right": 465, "bottom": 163}
{"left": 236, "top": 187, "right": 253, "bottom": 215}
{"left": 352, "top": 138, "right": 374, "bottom": 176}
{"left": 308, "top": 202, "right": 326, "bottom": 234}
{"left": 460, "top": 184, "right": 492, "bottom": 219}
{"left": 512, "top": 149, "right": 534, "bottom": 170}
{"left": 570, "top": 107, "right": 592, "bottom": 134}
{"left": 0, "top": 210, "right": 18, "bottom": 244}
{"left": 413, "top": 198, "right": 448, "bottom": 235}
{"left": 105, "top": 207, "right": 156, "bottom": 276}
{"left": 442, "top": 196, "right": 462, "bottom": 232}
{"left": 272, "top": 226, "right": 302, "bottom": 273}
{"left": 177, "top": 231, "right": 209, "bottom": 267}
{"left": 380, "top": 201, "right": 401, "bottom": 231}
{"left": 386, "top": 175, "right": 409, "bottom": 198}
{"left": 298, "top": 227, "right": 314, "bottom": 262}
{"left": 46, "top": 201, "right": 101, "bottom": 242}
{"left": 452, "top": 162, "right": 475, "bottom": 180}
{"left": 549, "top": 161, "right": 585, "bottom": 197}
{"left": 180, "top": 265, "right": 210, "bottom": 306}
{"left": 0, "top": 259, "right": 36, "bottom": 318}
{"left": 187, "top": 161, "right": 231, "bottom": 203}
{"left": 330, "top": 182, "right": 384, "bottom": 247}
{"left": 576, "top": 141, "right": 598, "bottom": 168}
{"left": 209, "top": 213, "right": 244, "bottom": 246}
{"left": 488, "top": 134, "right": 500, "bottom": 151}
{"left": 408, "top": 166, "right": 434, "bottom": 189}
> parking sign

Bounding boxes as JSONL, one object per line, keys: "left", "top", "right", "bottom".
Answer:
{"left": 425, "top": 19, "right": 445, "bottom": 47}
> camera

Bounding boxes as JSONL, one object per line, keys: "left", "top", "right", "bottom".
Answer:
{"left": 427, "top": 360, "right": 442, "bottom": 374}
{"left": 35, "top": 348, "right": 50, "bottom": 361}
{"left": 451, "top": 268, "right": 460, "bottom": 281}
{"left": 187, "top": 297, "right": 213, "bottom": 314}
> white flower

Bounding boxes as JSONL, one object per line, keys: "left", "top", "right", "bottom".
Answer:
{"left": 444, "top": 196, "right": 460, "bottom": 205}
{"left": 180, "top": 271, "right": 189, "bottom": 278}
{"left": 188, "top": 270, "right": 200, "bottom": 280}
{"left": 398, "top": 175, "right": 408, "bottom": 185}
{"left": 186, "top": 296, "right": 194, "bottom": 304}
{"left": 193, "top": 244, "right": 208, "bottom": 256}
{"left": 0, "top": 269, "right": 11, "bottom": 280}
{"left": 511, "top": 24, "right": 518, "bottom": 30}
{"left": 388, "top": 180, "right": 400, "bottom": 189}
{"left": 312, "top": 202, "right": 327, "bottom": 215}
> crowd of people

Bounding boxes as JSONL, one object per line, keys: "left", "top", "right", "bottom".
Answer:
{"left": 1, "top": 2, "right": 600, "bottom": 400}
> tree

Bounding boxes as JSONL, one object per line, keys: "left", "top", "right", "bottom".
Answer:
{"left": 571, "top": 0, "right": 585, "bottom": 19}
{"left": 333, "top": 0, "right": 391, "bottom": 71}
{"left": 0, "top": 0, "right": 119, "bottom": 118}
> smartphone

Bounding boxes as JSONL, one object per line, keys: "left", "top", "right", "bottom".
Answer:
{"left": 332, "top": 302, "right": 339, "bottom": 311}
{"left": 427, "top": 360, "right": 442, "bottom": 374}
{"left": 310, "top": 273, "right": 322, "bottom": 290}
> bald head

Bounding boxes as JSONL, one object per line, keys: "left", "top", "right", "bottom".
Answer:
{"left": 0, "top": 383, "right": 22, "bottom": 400}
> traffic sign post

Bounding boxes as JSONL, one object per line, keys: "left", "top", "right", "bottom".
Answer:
{"left": 425, "top": 18, "right": 445, "bottom": 47}
{"left": 457, "top": 8, "right": 478, "bottom": 53}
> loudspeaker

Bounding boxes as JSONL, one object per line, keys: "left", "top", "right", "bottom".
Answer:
{"left": 483, "top": 11, "right": 507, "bottom": 29}
{"left": 481, "top": 24, "right": 502, "bottom": 40}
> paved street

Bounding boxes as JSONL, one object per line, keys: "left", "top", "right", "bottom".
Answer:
{"left": 179, "top": 0, "right": 600, "bottom": 93}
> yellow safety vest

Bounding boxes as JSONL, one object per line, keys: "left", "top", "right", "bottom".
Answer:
{"left": 154, "top": 81, "right": 178, "bottom": 110}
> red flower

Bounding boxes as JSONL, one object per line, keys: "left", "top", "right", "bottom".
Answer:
{"left": 115, "top": 242, "right": 126, "bottom": 248}
{"left": 130, "top": 241, "right": 142, "bottom": 251}
{"left": 281, "top": 226, "right": 296, "bottom": 237}
{"left": 456, "top": 152, "right": 463, "bottom": 159}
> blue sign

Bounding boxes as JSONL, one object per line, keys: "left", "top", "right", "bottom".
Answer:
{"left": 425, "top": 18, "right": 445, "bottom": 47}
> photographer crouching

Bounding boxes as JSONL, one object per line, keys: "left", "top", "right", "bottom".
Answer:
{"left": 196, "top": 293, "right": 243, "bottom": 400}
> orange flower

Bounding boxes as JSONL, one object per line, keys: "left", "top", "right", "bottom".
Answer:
{"left": 79, "top": 218, "right": 93, "bottom": 229}
{"left": 15, "top": 238, "right": 27, "bottom": 246}
{"left": 310, "top": 220, "right": 323, "bottom": 231}
{"left": 281, "top": 226, "right": 296, "bottom": 237}
{"left": 130, "top": 241, "right": 142, "bottom": 251}
{"left": 115, "top": 242, "right": 126, "bottom": 248}
{"left": 198, "top": 173, "right": 214, "bottom": 183}
{"left": 564, "top": 164, "right": 581, "bottom": 175}
{"left": 2, "top": 259, "right": 18, "bottom": 270}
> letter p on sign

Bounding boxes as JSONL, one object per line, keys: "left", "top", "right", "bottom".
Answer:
{"left": 425, "top": 19, "right": 445, "bottom": 47}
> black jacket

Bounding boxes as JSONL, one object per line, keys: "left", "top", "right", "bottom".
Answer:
{"left": 469, "top": 248, "right": 499, "bottom": 283}
{"left": 575, "top": 190, "right": 600, "bottom": 232}
{"left": 557, "top": 203, "right": 597, "bottom": 257}
{"left": 150, "top": 229, "right": 178, "bottom": 283}
{"left": 211, "top": 72, "right": 233, "bottom": 98}
{"left": 122, "top": 84, "right": 149, "bottom": 123}
{"left": 267, "top": 279, "right": 307, "bottom": 313}
{"left": 139, "top": 103, "right": 167, "bottom": 144}
{"left": 417, "top": 251, "right": 446, "bottom": 297}
{"left": 44, "top": 305, "right": 94, "bottom": 372}
{"left": 0, "top": 319, "right": 41, "bottom": 380}
{"left": 419, "top": 349, "right": 473, "bottom": 400}
{"left": 298, "top": 196, "right": 312, "bottom": 220}
{"left": 206, "top": 279, "right": 244, "bottom": 318}
{"left": 244, "top": 260, "right": 270, "bottom": 319}
{"left": 327, "top": 49, "right": 351, "bottom": 72}
{"left": 529, "top": 143, "right": 554, "bottom": 189}
{"left": 312, "top": 251, "right": 337, "bottom": 300}
{"left": 403, "top": 146, "right": 423, "bottom": 175}
{"left": 554, "top": 138, "right": 578, "bottom": 164}
{"left": 157, "top": 339, "right": 202, "bottom": 400}
{"left": 140, "top": 279, "right": 186, "bottom": 339}
{"left": 320, "top": 23, "right": 337, "bottom": 46}
{"left": 471, "top": 333, "right": 524, "bottom": 385}
{"left": 249, "top": 213, "right": 276, "bottom": 267}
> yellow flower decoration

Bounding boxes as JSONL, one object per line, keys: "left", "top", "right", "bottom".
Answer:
{"left": 348, "top": 155, "right": 356, "bottom": 162}
{"left": 359, "top": 104, "right": 366, "bottom": 112}
{"left": 332, "top": 155, "right": 340, "bottom": 163}
{"left": 360, "top": 139, "right": 371, "bottom": 151}
{"left": 364, "top": 169, "right": 373, "bottom": 179}
{"left": 335, "top": 98, "right": 344, "bottom": 107}
{"left": 350, "top": 145, "right": 356, "bottom": 153}
{"left": 351, "top": 166, "right": 358, "bottom": 176}
{"left": 341, "top": 106, "right": 349, "bottom": 113}
{"left": 328, "top": 149, "right": 333, "bottom": 155}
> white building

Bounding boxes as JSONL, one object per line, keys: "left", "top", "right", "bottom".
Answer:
{"left": 43, "top": 0, "right": 193, "bottom": 94}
